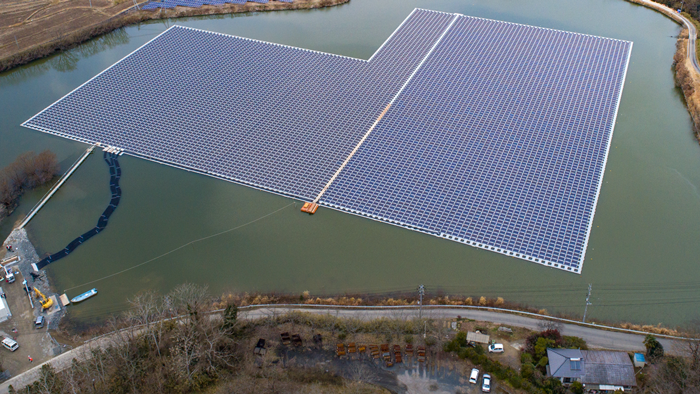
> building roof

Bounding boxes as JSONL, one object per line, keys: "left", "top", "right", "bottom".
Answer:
{"left": 547, "top": 348, "right": 585, "bottom": 379}
{"left": 581, "top": 350, "right": 636, "bottom": 387}
{"left": 466, "top": 331, "right": 490, "bottom": 344}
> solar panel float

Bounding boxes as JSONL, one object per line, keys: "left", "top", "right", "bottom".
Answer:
{"left": 21, "top": 9, "right": 632, "bottom": 273}
{"left": 320, "top": 15, "right": 632, "bottom": 273}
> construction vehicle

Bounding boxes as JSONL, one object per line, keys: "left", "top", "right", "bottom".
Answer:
{"left": 34, "top": 288, "right": 53, "bottom": 310}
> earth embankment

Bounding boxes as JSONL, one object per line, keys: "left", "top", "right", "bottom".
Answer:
{"left": 0, "top": 0, "right": 350, "bottom": 73}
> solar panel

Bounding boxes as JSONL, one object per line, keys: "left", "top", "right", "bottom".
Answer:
{"left": 21, "top": 9, "right": 631, "bottom": 273}
{"left": 140, "top": 0, "right": 271, "bottom": 10}
{"left": 320, "top": 16, "right": 632, "bottom": 273}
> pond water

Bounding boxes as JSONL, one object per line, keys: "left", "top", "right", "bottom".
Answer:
{"left": 2, "top": 0, "right": 700, "bottom": 327}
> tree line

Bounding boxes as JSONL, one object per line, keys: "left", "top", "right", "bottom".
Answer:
{"left": 0, "top": 150, "right": 60, "bottom": 214}
{"left": 652, "top": 0, "right": 700, "bottom": 20}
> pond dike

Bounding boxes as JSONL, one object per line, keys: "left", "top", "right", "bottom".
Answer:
{"left": 33, "top": 150, "right": 122, "bottom": 271}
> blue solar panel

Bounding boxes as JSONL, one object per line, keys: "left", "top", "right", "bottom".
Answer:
{"left": 140, "top": 0, "right": 274, "bottom": 10}
{"left": 321, "top": 16, "right": 632, "bottom": 273}
{"left": 23, "top": 10, "right": 455, "bottom": 201}
{"left": 21, "top": 9, "right": 632, "bottom": 273}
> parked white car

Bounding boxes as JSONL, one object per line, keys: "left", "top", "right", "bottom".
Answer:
{"left": 2, "top": 337, "right": 18, "bottom": 352}
{"left": 488, "top": 343, "right": 504, "bottom": 353}
{"left": 469, "top": 368, "right": 479, "bottom": 384}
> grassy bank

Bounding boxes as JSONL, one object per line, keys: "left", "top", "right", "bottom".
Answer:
{"left": 0, "top": 0, "right": 349, "bottom": 73}
{"left": 672, "top": 28, "right": 700, "bottom": 141}
{"left": 625, "top": 0, "right": 700, "bottom": 142}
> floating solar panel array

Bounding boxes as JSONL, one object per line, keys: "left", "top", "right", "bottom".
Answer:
{"left": 22, "top": 9, "right": 632, "bottom": 273}
{"left": 321, "top": 16, "right": 632, "bottom": 273}
{"left": 141, "top": 0, "right": 271, "bottom": 11}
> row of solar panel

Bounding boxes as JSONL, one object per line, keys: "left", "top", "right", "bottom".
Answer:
{"left": 141, "top": 0, "right": 281, "bottom": 10}
{"left": 320, "top": 15, "right": 632, "bottom": 272}
{"left": 23, "top": 10, "right": 632, "bottom": 273}
{"left": 24, "top": 10, "right": 457, "bottom": 200}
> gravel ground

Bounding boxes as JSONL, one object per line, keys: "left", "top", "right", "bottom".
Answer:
{"left": 0, "top": 228, "right": 65, "bottom": 381}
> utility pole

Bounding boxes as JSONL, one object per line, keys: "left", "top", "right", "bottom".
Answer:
{"left": 418, "top": 285, "right": 425, "bottom": 319}
{"left": 582, "top": 284, "right": 592, "bottom": 323}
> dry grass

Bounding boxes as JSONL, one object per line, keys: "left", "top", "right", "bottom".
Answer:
{"left": 0, "top": 0, "right": 350, "bottom": 72}
{"left": 673, "top": 28, "right": 700, "bottom": 142}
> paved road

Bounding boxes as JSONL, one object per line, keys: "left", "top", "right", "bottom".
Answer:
{"left": 0, "top": 304, "right": 691, "bottom": 393}
{"left": 636, "top": 0, "right": 700, "bottom": 73}
{"left": 240, "top": 305, "right": 686, "bottom": 353}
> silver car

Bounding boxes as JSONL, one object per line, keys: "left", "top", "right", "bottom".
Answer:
{"left": 482, "top": 374, "right": 491, "bottom": 392}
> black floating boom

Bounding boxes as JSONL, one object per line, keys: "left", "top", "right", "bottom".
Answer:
{"left": 35, "top": 151, "right": 122, "bottom": 270}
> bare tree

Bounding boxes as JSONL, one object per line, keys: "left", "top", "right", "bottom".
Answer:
{"left": 127, "top": 290, "right": 166, "bottom": 356}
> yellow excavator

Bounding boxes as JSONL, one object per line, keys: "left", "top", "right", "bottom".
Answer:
{"left": 34, "top": 288, "right": 53, "bottom": 310}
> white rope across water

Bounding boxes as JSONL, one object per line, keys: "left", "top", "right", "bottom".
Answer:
{"left": 64, "top": 201, "right": 296, "bottom": 292}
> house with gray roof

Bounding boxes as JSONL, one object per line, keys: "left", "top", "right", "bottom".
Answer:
{"left": 547, "top": 348, "right": 586, "bottom": 384}
{"left": 547, "top": 348, "right": 637, "bottom": 392}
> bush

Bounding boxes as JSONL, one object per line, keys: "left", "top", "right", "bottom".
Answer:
{"left": 563, "top": 335, "right": 588, "bottom": 350}
{"left": 521, "top": 363, "right": 535, "bottom": 380}
{"left": 644, "top": 334, "right": 665, "bottom": 363}
{"left": 0, "top": 150, "right": 59, "bottom": 210}
{"left": 424, "top": 336, "right": 437, "bottom": 347}
{"left": 337, "top": 332, "right": 347, "bottom": 340}
{"left": 404, "top": 335, "right": 413, "bottom": 344}
{"left": 570, "top": 381, "right": 584, "bottom": 394}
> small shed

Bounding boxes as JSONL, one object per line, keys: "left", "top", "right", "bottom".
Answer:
{"left": 633, "top": 353, "right": 646, "bottom": 368}
{"left": 467, "top": 331, "right": 490, "bottom": 344}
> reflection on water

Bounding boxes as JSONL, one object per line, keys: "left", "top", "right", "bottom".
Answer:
{"left": 1, "top": 28, "right": 131, "bottom": 85}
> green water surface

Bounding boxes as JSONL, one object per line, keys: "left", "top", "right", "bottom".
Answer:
{"left": 1, "top": 0, "right": 700, "bottom": 327}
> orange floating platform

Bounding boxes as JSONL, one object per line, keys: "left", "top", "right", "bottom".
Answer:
{"left": 300, "top": 202, "right": 319, "bottom": 214}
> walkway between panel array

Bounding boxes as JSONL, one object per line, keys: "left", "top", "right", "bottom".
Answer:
{"left": 33, "top": 148, "right": 123, "bottom": 271}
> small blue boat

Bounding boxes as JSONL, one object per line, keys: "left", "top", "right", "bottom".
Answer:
{"left": 71, "top": 288, "right": 97, "bottom": 303}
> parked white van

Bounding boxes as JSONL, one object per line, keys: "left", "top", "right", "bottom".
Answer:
{"left": 469, "top": 368, "right": 479, "bottom": 384}
{"left": 2, "top": 337, "right": 18, "bottom": 352}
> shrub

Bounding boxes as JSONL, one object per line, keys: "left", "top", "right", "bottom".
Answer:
{"left": 563, "top": 335, "right": 588, "bottom": 350}
{"left": 424, "top": 336, "right": 437, "bottom": 347}
{"left": 337, "top": 332, "right": 347, "bottom": 340}
{"left": 404, "top": 335, "right": 413, "bottom": 344}
{"left": 644, "top": 334, "right": 664, "bottom": 363}
{"left": 570, "top": 381, "right": 584, "bottom": 394}
{"left": 521, "top": 363, "right": 535, "bottom": 380}
{"left": 0, "top": 150, "right": 59, "bottom": 211}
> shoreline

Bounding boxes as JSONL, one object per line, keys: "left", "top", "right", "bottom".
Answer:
{"left": 1, "top": 228, "right": 64, "bottom": 329}
{"left": 624, "top": 0, "right": 700, "bottom": 142}
{"left": 55, "top": 285, "right": 692, "bottom": 341}
{"left": 0, "top": 0, "right": 350, "bottom": 73}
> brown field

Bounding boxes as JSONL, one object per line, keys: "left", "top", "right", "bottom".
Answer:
{"left": 0, "top": 0, "right": 349, "bottom": 72}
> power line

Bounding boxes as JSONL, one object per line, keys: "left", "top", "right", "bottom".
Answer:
{"left": 583, "top": 284, "right": 592, "bottom": 323}
{"left": 64, "top": 201, "right": 296, "bottom": 293}
{"left": 418, "top": 285, "right": 425, "bottom": 319}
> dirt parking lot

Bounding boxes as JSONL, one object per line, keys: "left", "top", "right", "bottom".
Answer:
{"left": 0, "top": 248, "right": 59, "bottom": 379}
